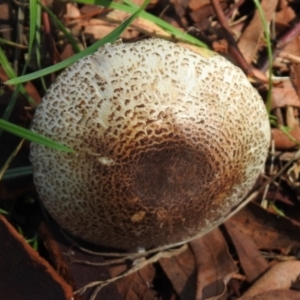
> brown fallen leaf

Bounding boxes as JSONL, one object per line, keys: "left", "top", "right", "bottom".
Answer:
{"left": 239, "top": 261, "right": 300, "bottom": 298}
{"left": 291, "top": 61, "right": 300, "bottom": 102}
{"left": 79, "top": 4, "right": 106, "bottom": 16}
{"left": 0, "top": 0, "right": 11, "bottom": 41}
{"left": 279, "top": 36, "right": 300, "bottom": 104}
{"left": 110, "top": 263, "right": 157, "bottom": 300}
{"left": 83, "top": 18, "right": 136, "bottom": 41}
{"left": 225, "top": 220, "right": 269, "bottom": 283}
{"left": 83, "top": 0, "right": 176, "bottom": 43}
{"left": 239, "top": 289, "right": 300, "bottom": 300}
{"left": 277, "top": 51, "right": 300, "bottom": 64}
{"left": 39, "top": 221, "right": 123, "bottom": 300}
{"left": 190, "top": 228, "right": 236, "bottom": 300}
{"left": 0, "top": 215, "right": 73, "bottom": 300}
{"left": 60, "top": 43, "right": 75, "bottom": 62}
{"left": 238, "top": 0, "right": 278, "bottom": 63}
{"left": 159, "top": 244, "right": 197, "bottom": 300}
{"left": 106, "top": 10, "right": 175, "bottom": 41}
{"left": 272, "top": 128, "right": 300, "bottom": 150}
{"left": 169, "top": 0, "right": 189, "bottom": 28}
{"left": 229, "top": 202, "right": 300, "bottom": 250}
{"left": 64, "top": 3, "right": 82, "bottom": 37}
{"left": 190, "top": 2, "right": 227, "bottom": 30}
{"left": 189, "top": 0, "right": 215, "bottom": 11}
{"left": 271, "top": 80, "right": 300, "bottom": 109}
{"left": 72, "top": 244, "right": 187, "bottom": 299}
{"left": 276, "top": 3, "right": 296, "bottom": 28}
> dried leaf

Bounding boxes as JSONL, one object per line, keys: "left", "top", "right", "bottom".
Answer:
{"left": 65, "top": 3, "right": 82, "bottom": 36}
{"left": 291, "top": 62, "right": 300, "bottom": 102}
{"left": 271, "top": 80, "right": 300, "bottom": 109}
{"left": 238, "top": 0, "right": 278, "bottom": 63}
{"left": 229, "top": 202, "right": 300, "bottom": 249}
{"left": 159, "top": 246, "right": 196, "bottom": 300}
{"left": 188, "top": 0, "right": 211, "bottom": 11}
{"left": 276, "top": 5, "right": 296, "bottom": 28}
{"left": 107, "top": 12, "right": 173, "bottom": 40}
{"left": 240, "top": 289, "right": 300, "bottom": 300}
{"left": 272, "top": 128, "right": 300, "bottom": 150}
{"left": 39, "top": 222, "right": 122, "bottom": 300}
{"left": 188, "top": 0, "right": 226, "bottom": 11}
{"left": 190, "top": 2, "right": 227, "bottom": 28}
{"left": 190, "top": 228, "right": 237, "bottom": 300}
{"left": 0, "top": 0, "right": 11, "bottom": 41}
{"left": 225, "top": 220, "right": 269, "bottom": 283}
{"left": 111, "top": 264, "right": 156, "bottom": 300}
{"left": 0, "top": 216, "right": 73, "bottom": 300}
{"left": 240, "top": 261, "right": 300, "bottom": 298}
{"left": 170, "top": 0, "right": 189, "bottom": 27}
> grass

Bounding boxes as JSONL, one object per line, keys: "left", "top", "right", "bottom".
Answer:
{"left": 253, "top": 0, "right": 273, "bottom": 114}
{"left": 0, "top": 119, "right": 74, "bottom": 153}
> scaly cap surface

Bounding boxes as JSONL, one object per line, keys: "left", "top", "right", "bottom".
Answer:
{"left": 30, "top": 39, "right": 270, "bottom": 250}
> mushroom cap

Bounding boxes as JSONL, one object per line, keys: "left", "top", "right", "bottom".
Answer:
{"left": 30, "top": 38, "right": 270, "bottom": 250}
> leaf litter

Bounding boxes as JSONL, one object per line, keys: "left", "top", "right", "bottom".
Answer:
{"left": 2, "top": 0, "right": 300, "bottom": 299}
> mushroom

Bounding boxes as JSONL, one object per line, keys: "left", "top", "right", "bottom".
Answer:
{"left": 30, "top": 38, "right": 270, "bottom": 250}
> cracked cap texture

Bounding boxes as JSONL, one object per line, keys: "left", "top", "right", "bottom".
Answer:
{"left": 30, "top": 38, "right": 270, "bottom": 250}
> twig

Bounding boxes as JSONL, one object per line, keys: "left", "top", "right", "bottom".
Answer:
{"left": 210, "top": 0, "right": 253, "bottom": 76}
{"left": 74, "top": 244, "right": 188, "bottom": 300}
{"left": 276, "top": 19, "right": 300, "bottom": 50}
{"left": 224, "top": 0, "right": 245, "bottom": 19}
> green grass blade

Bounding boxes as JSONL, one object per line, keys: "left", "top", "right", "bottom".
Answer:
{"left": 1, "top": 89, "right": 20, "bottom": 120}
{"left": 0, "top": 45, "right": 22, "bottom": 125}
{"left": 0, "top": 37, "right": 27, "bottom": 49}
{"left": 2, "top": 166, "right": 33, "bottom": 180}
{"left": 0, "top": 139, "right": 24, "bottom": 180}
{"left": 0, "top": 86, "right": 21, "bottom": 136}
{"left": 34, "top": 1, "right": 47, "bottom": 91}
{"left": 0, "top": 208, "right": 8, "bottom": 215}
{"left": 29, "top": 0, "right": 38, "bottom": 53}
{"left": 0, "top": 46, "right": 17, "bottom": 79}
{"left": 253, "top": 0, "right": 272, "bottom": 113}
{"left": 6, "top": 50, "right": 81, "bottom": 85}
{"left": 1, "top": 56, "right": 37, "bottom": 138}
{"left": 0, "top": 119, "right": 74, "bottom": 153}
{"left": 0, "top": 46, "right": 36, "bottom": 105}
{"left": 73, "top": 0, "right": 208, "bottom": 48}
{"left": 6, "top": 0, "right": 150, "bottom": 85}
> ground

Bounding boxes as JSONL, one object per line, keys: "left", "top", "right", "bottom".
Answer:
{"left": 1, "top": 0, "right": 300, "bottom": 299}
